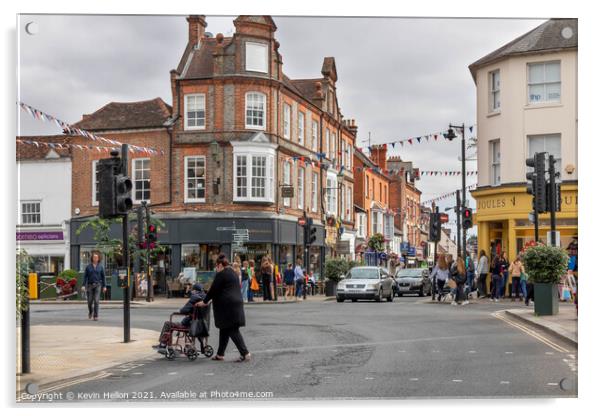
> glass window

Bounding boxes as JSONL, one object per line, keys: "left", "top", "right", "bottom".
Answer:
{"left": 528, "top": 61, "right": 561, "bottom": 103}
{"left": 528, "top": 134, "right": 562, "bottom": 172}
{"left": 326, "top": 175, "right": 337, "bottom": 215}
{"left": 245, "top": 92, "right": 266, "bottom": 129}
{"left": 21, "top": 201, "right": 41, "bottom": 224}
{"left": 184, "top": 156, "right": 206, "bottom": 202}
{"left": 245, "top": 42, "right": 268, "bottom": 73}
{"left": 298, "top": 111, "right": 305, "bottom": 144}
{"left": 251, "top": 156, "right": 266, "bottom": 198}
{"left": 234, "top": 153, "right": 274, "bottom": 202}
{"left": 346, "top": 186, "right": 352, "bottom": 220}
{"left": 325, "top": 129, "right": 330, "bottom": 159}
{"left": 283, "top": 103, "right": 291, "bottom": 139}
{"left": 311, "top": 120, "right": 318, "bottom": 152}
{"left": 311, "top": 172, "right": 318, "bottom": 212}
{"left": 133, "top": 158, "right": 150, "bottom": 202}
{"left": 490, "top": 140, "right": 501, "bottom": 186}
{"left": 283, "top": 161, "right": 292, "bottom": 207}
{"left": 297, "top": 167, "right": 305, "bottom": 209}
{"left": 490, "top": 70, "right": 501, "bottom": 111}
{"left": 235, "top": 155, "right": 247, "bottom": 198}
{"left": 185, "top": 94, "right": 206, "bottom": 129}
{"left": 181, "top": 244, "right": 225, "bottom": 272}
{"left": 92, "top": 160, "right": 100, "bottom": 206}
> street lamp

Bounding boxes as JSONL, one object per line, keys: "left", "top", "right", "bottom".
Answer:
{"left": 443, "top": 123, "right": 467, "bottom": 262}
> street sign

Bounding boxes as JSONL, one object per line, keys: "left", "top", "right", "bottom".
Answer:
{"left": 546, "top": 231, "right": 561, "bottom": 247}
{"left": 439, "top": 213, "right": 449, "bottom": 224}
{"left": 281, "top": 186, "right": 294, "bottom": 198}
{"left": 298, "top": 217, "right": 306, "bottom": 226}
{"left": 408, "top": 247, "right": 416, "bottom": 257}
{"left": 336, "top": 240, "right": 351, "bottom": 254}
{"left": 401, "top": 242, "right": 410, "bottom": 254}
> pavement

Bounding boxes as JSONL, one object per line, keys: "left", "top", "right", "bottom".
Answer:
{"left": 17, "top": 324, "right": 160, "bottom": 394}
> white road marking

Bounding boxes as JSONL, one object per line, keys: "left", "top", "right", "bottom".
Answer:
{"left": 324, "top": 376, "right": 333, "bottom": 379}
{"left": 246, "top": 374, "right": 253, "bottom": 377}
{"left": 398, "top": 350, "right": 406, "bottom": 353}
{"left": 432, "top": 350, "right": 440, "bottom": 353}
{"left": 468, "top": 350, "right": 476, "bottom": 354}
{"left": 331, "top": 349, "right": 338, "bottom": 352}
{"left": 547, "top": 383, "right": 559, "bottom": 386}
{"left": 545, "top": 352, "right": 554, "bottom": 355}
{"left": 132, "top": 372, "right": 144, "bottom": 375}
{"left": 168, "top": 372, "right": 178, "bottom": 376}
{"left": 505, "top": 352, "right": 513, "bottom": 354}
{"left": 452, "top": 379, "right": 463, "bottom": 383}
{"left": 365, "top": 377, "right": 374, "bottom": 380}
{"left": 500, "top": 381, "right": 510, "bottom": 384}
{"left": 410, "top": 378, "right": 419, "bottom": 381}
{"left": 284, "top": 375, "right": 291, "bottom": 378}
{"left": 204, "top": 373, "right": 214, "bottom": 376}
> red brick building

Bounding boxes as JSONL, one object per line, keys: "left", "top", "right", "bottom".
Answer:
{"left": 64, "top": 15, "right": 359, "bottom": 280}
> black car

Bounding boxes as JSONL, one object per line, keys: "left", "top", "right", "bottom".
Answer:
{"left": 395, "top": 268, "right": 432, "bottom": 297}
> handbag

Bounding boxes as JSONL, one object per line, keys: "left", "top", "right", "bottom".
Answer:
{"left": 250, "top": 277, "right": 259, "bottom": 291}
{"left": 189, "top": 318, "right": 202, "bottom": 337}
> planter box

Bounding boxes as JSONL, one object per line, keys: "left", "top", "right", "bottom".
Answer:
{"left": 534, "top": 283, "right": 559, "bottom": 316}
{"left": 325, "top": 280, "right": 337, "bottom": 297}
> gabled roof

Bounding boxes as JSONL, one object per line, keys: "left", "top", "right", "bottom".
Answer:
{"left": 321, "top": 57, "right": 338, "bottom": 82}
{"left": 289, "top": 78, "right": 322, "bottom": 102}
{"left": 469, "top": 18, "right": 577, "bottom": 81}
{"left": 72, "top": 97, "right": 172, "bottom": 131}
{"left": 180, "top": 36, "right": 234, "bottom": 79}
{"left": 17, "top": 135, "right": 72, "bottom": 160}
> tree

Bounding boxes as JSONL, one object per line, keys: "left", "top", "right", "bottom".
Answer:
{"left": 368, "top": 233, "right": 385, "bottom": 252}
{"left": 523, "top": 245, "right": 568, "bottom": 284}
{"left": 16, "top": 249, "right": 31, "bottom": 314}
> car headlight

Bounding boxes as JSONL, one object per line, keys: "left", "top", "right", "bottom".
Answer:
{"left": 337, "top": 281, "right": 345, "bottom": 289}
{"left": 367, "top": 283, "right": 379, "bottom": 289}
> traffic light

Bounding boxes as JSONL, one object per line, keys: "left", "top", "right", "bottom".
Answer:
{"left": 98, "top": 157, "right": 120, "bottom": 219}
{"left": 304, "top": 217, "right": 317, "bottom": 246}
{"left": 461, "top": 207, "right": 473, "bottom": 229}
{"left": 147, "top": 224, "right": 157, "bottom": 249}
{"left": 546, "top": 181, "right": 562, "bottom": 212}
{"left": 429, "top": 212, "right": 441, "bottom": 242}
{"left": 525, "top": 152, "right": 547, "bottom": 213}
{"left": 115, "top": 174, "right": 133, "bottom": 215}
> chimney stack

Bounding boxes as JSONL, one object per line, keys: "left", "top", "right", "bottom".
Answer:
{"left": 369, "top": 144, "right": 388, "bottom": 173}
{"left": 187, "top": 15, "right": 207, "bottom": 45}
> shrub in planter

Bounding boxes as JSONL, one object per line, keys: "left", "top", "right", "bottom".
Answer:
{"left": 324, "top": 258, "right": 351, "bottom": 283}
{"left": 523, "top": 245, "right": 569, "bottom": 316}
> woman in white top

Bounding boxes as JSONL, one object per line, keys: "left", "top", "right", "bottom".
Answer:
{"left": 475, "top": 250, "right": 489, "bottom": 298}
{"left": 429, "top": 254, "right": 450, "bottom": 302}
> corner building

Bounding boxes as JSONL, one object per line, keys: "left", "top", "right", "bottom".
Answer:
{"left": 469, "top": 19, "right": 578, "bottom": 268}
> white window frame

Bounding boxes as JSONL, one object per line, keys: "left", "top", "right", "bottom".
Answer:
{"left": 245, "top": 92, "right": 267, "bottom": 130}
{"left": 331, "top": 130, "right": 337, "bottom": 164}
{"left": 92, "top": 160, "right": 99, "bottom": 206}
{"left": 283, "top": 103, "right": 291, "bottom": 139}
{"left": 311, "top": 120, "right": 318, "bottom": 152}
{"left": 297, "top": 167, "right": 305, "bottom": 210}
{"left": 245, "top": 41, "right": 268, "bottom": 73}
{"left": 297, "top": 111, "right": 305, "bottom": 145}
{"left": 311, "top": 172, "right": 318, "bottom": 212}
{"left": 184, "top": 155, "right": 206, "bottom": 203}
{"left": 184, "top": 94, "right": 206, "bottom": 130}
{"left": 528, "top": 61, "right": 561, "bottom": 104}
{"left": 326, "top": 172, "right": 337, "bottom": 215}
{"left": 325, "top": 129, "right": 331, "bottom": 159}
{"left": 490, "top": 140, "right": 501, "bottom": 186}
{"left": 489, "top": 70, "right": 501, "bottom": 112}
{"left": 346, "top": 186, "right": 352, "bottom": 221}
{"left": 231, "top": 142, "right": 276, "bottom": 203}
{"left": 528, "top": 134, "right": 562, "bottom": 174}
{"left": 283, "top": 160, "right": 292, "bottom": 207}
{"left": 132, "top": 158, "right": 151, "bottom": 203}
{"left": 357, "top": 213, "right": 366, "bottom": 238}
{"left": 21, "top": 200, "right": 41, "bottom": 225}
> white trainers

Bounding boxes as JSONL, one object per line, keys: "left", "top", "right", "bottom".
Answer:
{"left": 462, "top": 300, "right": 469, "bottom": 305}
{"left": 451, "top": 301, "right": 458, "bottom": 306}
{"left": 489, "top": 298, "right": 494, "bottom": 302}
{"left": 494, "top": 298, "right": 499, "bottom": 302}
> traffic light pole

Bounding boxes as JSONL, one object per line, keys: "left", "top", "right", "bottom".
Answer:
{"left": 121, "top": 144, "right": 131, "bottom": 343}
{"left": 455, "top": 190, "right": 461, "bottom": 259}
{"left": 134, "top": 206, "right": 143, "bottom": 295}
{"left": 143, "top": 201, "right": 154, "bottom": 302}
{"left": 431, "top": 204, "right": 439, "bottom": 301}
{"left": 548, "top": 155, "right": 557, "bottom": 246}
{"left": 460, "top": 124, "right": 467, "bottom": 262}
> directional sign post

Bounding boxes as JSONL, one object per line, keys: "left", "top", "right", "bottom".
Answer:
{"left": 439, "top": 213, "right": 449, "bottom": 224}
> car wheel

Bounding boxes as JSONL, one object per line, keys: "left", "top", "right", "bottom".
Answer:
{"left": 376, "top": 288, "right": 383, "bottom": 302}
{"left": 399, "top": 292, "right": 403, "bottom": 297}
{"left": 351, "top": 298, "right": 358, "bottom": 302}
{"left": 419, "top": 286, "right": 425, "bottom": 297}
{"left": 336, "top": 296, "right": 344, "bottom": 303}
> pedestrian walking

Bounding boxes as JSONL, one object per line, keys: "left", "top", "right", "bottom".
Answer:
{"left": 451, "top": 259, "right": 469, "bottom": 306}
{"left": 508, "top": 257, "right": 525, "bottom": 301}
{"left": 294, "top": 257, "right": 305, "bottom": 299}
{"left": 475, "top": 250, "right": 489, "bottom": 298}
{"left": 429, "top": 254, "right": 450, "bottom": 302}
{"left": 248, "top": 260, "right": 258, "bottom": 302}
{"left": 308, "top": 271, "right": 316, "bottom": 296}
{"left": 490, "top": 255, "right": 503, "bottom": 302}
{"left": 260, "top": 256, "right": 273, "bottom": 301}
{"left": 283, "top": 263, "right": 295, "bottom": 299}
{"left": 240, "top": 260, "right": 250, "bottom": 303}
{"left": 81, "top": 252, "right": 107, "bottom": 321}
{"left": 500, "top": 251, "right": 510, "bottom": 298}
{"left": 196, "top": 254, "right": 250, "bottom": 362}
{"left": 465, "top": 255, "right": 476, "bottom": 297}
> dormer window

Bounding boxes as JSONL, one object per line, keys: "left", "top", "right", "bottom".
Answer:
{"left": 245, "top": 42, "right": 268, "bottom": 73}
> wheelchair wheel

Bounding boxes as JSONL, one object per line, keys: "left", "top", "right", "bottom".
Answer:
{"left": 203, "top": 345, "right": 214, "bottom": 357}
{"left": 187, "top": 350, "right": 198, "bottom": 361}
{"left": 165, "top": 347, "right": 176, "bottom": 361}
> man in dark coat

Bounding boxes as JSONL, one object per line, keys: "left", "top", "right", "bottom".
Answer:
{"left": 197, "top": 254, "right": 250, "bottom": 362}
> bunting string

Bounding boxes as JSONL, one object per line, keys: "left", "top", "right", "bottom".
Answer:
{"left": 421, "top": 183, "right": 478, "bottom": 206}
{"left": 18, "top": 102, "right": 164, "bottom": 156}
{"left": 360, "top": 124, "right": 476, "bottom": 150}
{"left": 16, "top": 139, "right": 155, "bottom": 155}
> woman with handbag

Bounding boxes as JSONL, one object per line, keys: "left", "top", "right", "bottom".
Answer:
{"left": 260, "top": 256, "right": 273, "bottom": 301}
{"left": 508, "top": 257, "right": 525, "bottom": 301}
{"left": 450, "top": 259, "right": 469, "bottom": 306}
{"left": 248, "top": 260, "right": 259, "bottom": 302}
{"left": 429, "top": 254, "right": 449, "bottom": 302}
{"left": 490, "top": 255, "right": 502, "bottom": 302}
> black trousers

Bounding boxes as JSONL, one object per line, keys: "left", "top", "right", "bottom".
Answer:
{"left": 511, "top": 276, "right": 521, "bottom": 298}
{"left": 455, "top": 283, "right": 465, "bottom": 302}
{"left": 262, "top": 276, "right": 272, "bottom": 301}
{"left": 478, "top": 273, "right": 488, "bottom": 297}
{"left": 217, "top": 326, "right": 249, "bottom": 357}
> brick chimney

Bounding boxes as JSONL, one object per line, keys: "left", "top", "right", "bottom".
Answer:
{"left": 187, "top": 15, "right": 207, "bottom": 45}
{"left": 369, "top": 144, "right": 388, "bottom": 172}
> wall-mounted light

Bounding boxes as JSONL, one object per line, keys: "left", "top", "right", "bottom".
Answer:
{"left": 213, "top": 177, "right": 221, "bottom": 195}
{"left": 210, "top": 140, "right": 220, "bottom": 164}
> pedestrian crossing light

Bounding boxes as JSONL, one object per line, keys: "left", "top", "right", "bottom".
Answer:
{"left": 429, "top": 213, "right": 441, "bottom": 242}
{"left": 526, "top": 152, "right": 547, "bottom": 213}
{"left": 147, "top": 224, "right": 157, "bottom": 249}
{"left": 115, "top": 174, "right": 133, "bottom": 215}
{"left": 461, "top": 207, "right": 473, "bottom": 229}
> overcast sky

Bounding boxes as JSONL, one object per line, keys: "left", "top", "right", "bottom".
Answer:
{"left": 17, "top": 14, "right": 546, "bottom": 239}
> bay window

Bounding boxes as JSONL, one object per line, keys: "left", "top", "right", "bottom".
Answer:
{"left": 232, "top": 140, "right": 276, "bottom": 203}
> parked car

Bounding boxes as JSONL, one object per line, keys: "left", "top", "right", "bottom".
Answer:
{"left": 336, "top": 267, "right": 395, "bottom": 302}
{"left": 395, "top": 268, "right": 432, "bottom": 297}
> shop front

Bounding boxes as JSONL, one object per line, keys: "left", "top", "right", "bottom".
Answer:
{"left": 17, "top": 229, "right": 69, "bottom": 275}
{"left": 472, "top": 182, "right": 578, "bottom": 289}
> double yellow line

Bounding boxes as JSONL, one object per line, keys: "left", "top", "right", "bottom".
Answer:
{"left": 492, "top": 311, "right": 571, "bottom": 353}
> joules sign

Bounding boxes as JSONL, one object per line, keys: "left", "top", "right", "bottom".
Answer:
{"left": 17, "top": 231, "right": 63, "bottom": 241}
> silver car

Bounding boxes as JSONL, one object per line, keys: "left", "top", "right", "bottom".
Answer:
{"left": 395, "top": 268, "right": 432, "bottom": 297}
{"left": 336, "top": 267, "right": 395, "bottom": 302}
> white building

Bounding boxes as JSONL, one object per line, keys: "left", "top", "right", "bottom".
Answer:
{"left": 17, "top": 139, "right": 72, "bottom": 274}
{"left": 469, "top": 18, "right": 578, "bottom": 258}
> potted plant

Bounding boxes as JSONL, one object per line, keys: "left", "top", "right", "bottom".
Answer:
{"left": 522, "top": 245, "right": 569, "bottom": 316}
{"left": 323, "top": 258, "right": 353, "bottom": 296}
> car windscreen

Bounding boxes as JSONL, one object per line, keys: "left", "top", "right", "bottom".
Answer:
{"left": 396, "top": 269, "right": 425, "bottom": 278}
{"left": 346, "top": 269, "right": 379, "bottom": 279}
